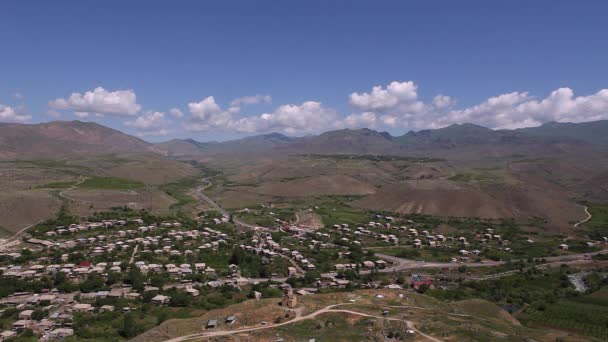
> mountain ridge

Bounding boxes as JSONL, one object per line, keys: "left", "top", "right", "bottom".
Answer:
{"left": 1, "top": 119, "right": 607, "bottom": 159}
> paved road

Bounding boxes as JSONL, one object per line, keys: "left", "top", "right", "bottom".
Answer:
{"left": 193, "top": 178, "right": 264, "bottom": 231}
{"left": 374, "top": 248, "right": 608, "bottom": 273}
{"left": 195, "top": 177, "right": 608, "bottom": 274}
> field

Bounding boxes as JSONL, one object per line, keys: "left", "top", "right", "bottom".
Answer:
{"left": 78, "top": 176, "right": 145, "bottom": 190}
{"left": 522, "top": 295, "right": 608, "bottom": 340}
{"left": 0, "top": 154, "right": 201, "bottom": 234}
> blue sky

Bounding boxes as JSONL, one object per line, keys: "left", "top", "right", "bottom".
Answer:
{"left": 1, "top": 0, "right": 608, "bottom": 141}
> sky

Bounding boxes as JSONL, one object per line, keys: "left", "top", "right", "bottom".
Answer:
{"left": 1, "top": 0, "right": 608, "bottom": 142}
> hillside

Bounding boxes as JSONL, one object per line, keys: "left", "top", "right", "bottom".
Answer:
{"left": 518, "top": 120, "right": 608, "bottom": 145}
{"left": 0, "top": 121, "right": 157, "bottom": 159}
{"left": 133, "top": 289, "right": 569, "bottom": 342}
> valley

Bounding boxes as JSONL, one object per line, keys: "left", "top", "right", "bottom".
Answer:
{"left": 0, "top": 120, "right": 607, "bottom": 341}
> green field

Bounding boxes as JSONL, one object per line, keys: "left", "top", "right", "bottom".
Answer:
{"left": 37, "top": 181, "right": 77, "bottom": 189}
{"left": 79, "top": 177, "right": 145, "bottom": 190}
{"left": 581, "top": 204, "right": 608, "bottom": 240}
{"left": 523, "top": 299, "right": 608, "bottom": 340}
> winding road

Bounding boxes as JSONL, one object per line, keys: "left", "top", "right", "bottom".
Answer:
{"left": 574, "top": 205, "right": 592, "bottom": 227}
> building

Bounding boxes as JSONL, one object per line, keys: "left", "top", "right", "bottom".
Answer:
{"left": 151, "top": 295, "right": 170, "bottom": 305}
{"left": 280, "top": 289, "right": 297, "bottom": 309}
{"left": 206, "top": 319, "right": 218, "bottom": 329}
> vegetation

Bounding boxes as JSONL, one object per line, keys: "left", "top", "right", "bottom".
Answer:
{"left": 579, "top": 203, "right": 608, "bottom": 240}
{"left": 299, "top": 154, "right": 444, "bottom": 162}
{"left": 79, "top": 176, "right": 145, "bottom": 190}
{"left": 37, "top": 181, "right": 77, "bottom": 189}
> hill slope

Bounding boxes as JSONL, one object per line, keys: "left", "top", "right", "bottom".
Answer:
{"left": 0, "top": 121, "right": 157, "bottom": 159}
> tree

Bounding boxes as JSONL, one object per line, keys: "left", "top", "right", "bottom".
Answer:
{"left": 32, "top": 309, "right": 47, "bottom": 321}
{"left": 119, "top": 313, "right": 140, "bottom": 338}
{"left": 80, "top": 273, "right": 106, "bottom": 293}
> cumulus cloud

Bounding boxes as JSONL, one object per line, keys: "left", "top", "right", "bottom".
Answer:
{"left": 0, "top": 103, "right": 31, "bottom": 122}
{"left": 49, "top": 87, "right": 141, "bottom": 117}
{"left": 442, "top": 87, "right": 608, "bottom": 129}
{"left": 185, "top": 95, "right": 338, "bottom": 135}
{"left": 348, "top": 81, "right": 608, "bottom": 131}
{"left": 169, "top": 108, "right": 183, "bottom": 118}
{"left": 124, "top": 111, "right": 171, "bottom": 136}
{"left": 230, "top": 101, "right": 339, "bottom": 134}
{"left": 343, "top": 112, "right": 378, "bottom": 129}
{"left": 230, "top": 94, "right": 271, "bottom": 107}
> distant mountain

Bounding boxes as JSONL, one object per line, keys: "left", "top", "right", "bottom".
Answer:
{"left": 157, "top": 121, "right": 608, "bottom": 158}
{"left": 156, "top": 132, "right": 294, "bottom": 156}
{"left": 155, "top": 138, "right": 212, "bottom": 156}
{"left": 0, "top": 121, "right": 157, "bottom": 159}
{"left": 281, "top": 128, "right": 396, "bottom": 155}
{"left": 5, "top": 119, "right": 606, "bottom": 160}
{"left": 517, "top": 120, "right": 608, "bottom": 144}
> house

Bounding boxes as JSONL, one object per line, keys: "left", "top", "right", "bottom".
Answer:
{"left": 151, "top": 295, "right": 170, "bottom": 305}
{"left": 12, "top": 320, "right": 31, "bottom": 331}
{"left": 206, "top": 319, "right": 218, "bottom": 329}
{"left": 186, "top": 288, "right": 200, "bottom": 297}
{"left": 559, "top": 244, "right": 569, "bottom": 250}
{"left": 99, "top": 305, "right": 115, "bottom": 312}
{"left": 48, "top": 328, "right": 74, "bottom": 339}
{"left": 280, "top": 289, "right": 297, "bottom": 309}
{"left": 0, "top": 331, "right": 17, "bottom": 340}
{"left": 362, "top": 261, "right": 375, "bottom": 269}
{"left": 410, "top": 274, "right": 433, "bottom": 290}
{"left": 72, "top": 303, "right": 94, "bottom": 312}
{"left": 18, "top": 310, "right": 33, "bottom": 320}
{"left": 375, "top": 260, "right": 387, "bottom": 269}
{"left": 225, "top": 316, "right": 237, "bottom": 324}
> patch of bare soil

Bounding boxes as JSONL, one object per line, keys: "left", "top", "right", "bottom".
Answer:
{"left": 295, "top": 211, "right": 324, "bottom": 229}
{"left": 64, "top": 188, "right": 176, "bottom": 216}
{"left": 0, "top": 190, "right": 62, "bottom": 235}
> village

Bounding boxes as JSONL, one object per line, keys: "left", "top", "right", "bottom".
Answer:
{"left": 0, "top": 205, "right": 605, "bottom": 341}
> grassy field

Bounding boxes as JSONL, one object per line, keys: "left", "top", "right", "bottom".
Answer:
{"left": 37, "top": 181, "right": 77, "bottom": 189}
{"left": 159, "top": 176, "right": 201, "bottom": 210}
{"left": 522, "top": 297, "right": 608, "bottom": 340}
{"left": 79, "top": 176, "right": 145, "bottom": 190}
{"left": 580, "top": 203, "right": 608, "bottom": 240}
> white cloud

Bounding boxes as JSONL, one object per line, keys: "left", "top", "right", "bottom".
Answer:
{"left": 350, "top": 81, "right": 419, "bottom": 111}
{"left": 0, "top": 103, "right": 31, "bottom": 122}
{"left": 188, "top": 96, "right": 222, "bottom": 120}
{"left": 124, "top": 111, "right": 171, "bottom": 136}
{"left": 169, "top": 108, "right": 183, "bottom": 118}
{"left": 230, "top": 94, "right": 271, "bottom": 107}
{"left": 231, "top": 101, "right": 339, "bottom": 134}
{"left": 49, "top": 87, "right": 141, "bottom": 117}
{"left": 343, "top": 112, "right": 377, "bottom": 129}
{"left": 349, "top": 81, "right": 608, "bottom": 131}
{"left": 177, "top": 83, "right": 608, "bottom": 136}
{"left": 185, "top": 95, "right": 338, "bottom": 135}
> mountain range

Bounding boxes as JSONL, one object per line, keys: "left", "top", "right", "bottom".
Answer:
{"left": 1, "top": 120, "right": 607, "bottom": 159}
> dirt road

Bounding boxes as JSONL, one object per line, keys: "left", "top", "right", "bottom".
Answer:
{"left": 574, "top": 205, "right": 592, "bottom": 227}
